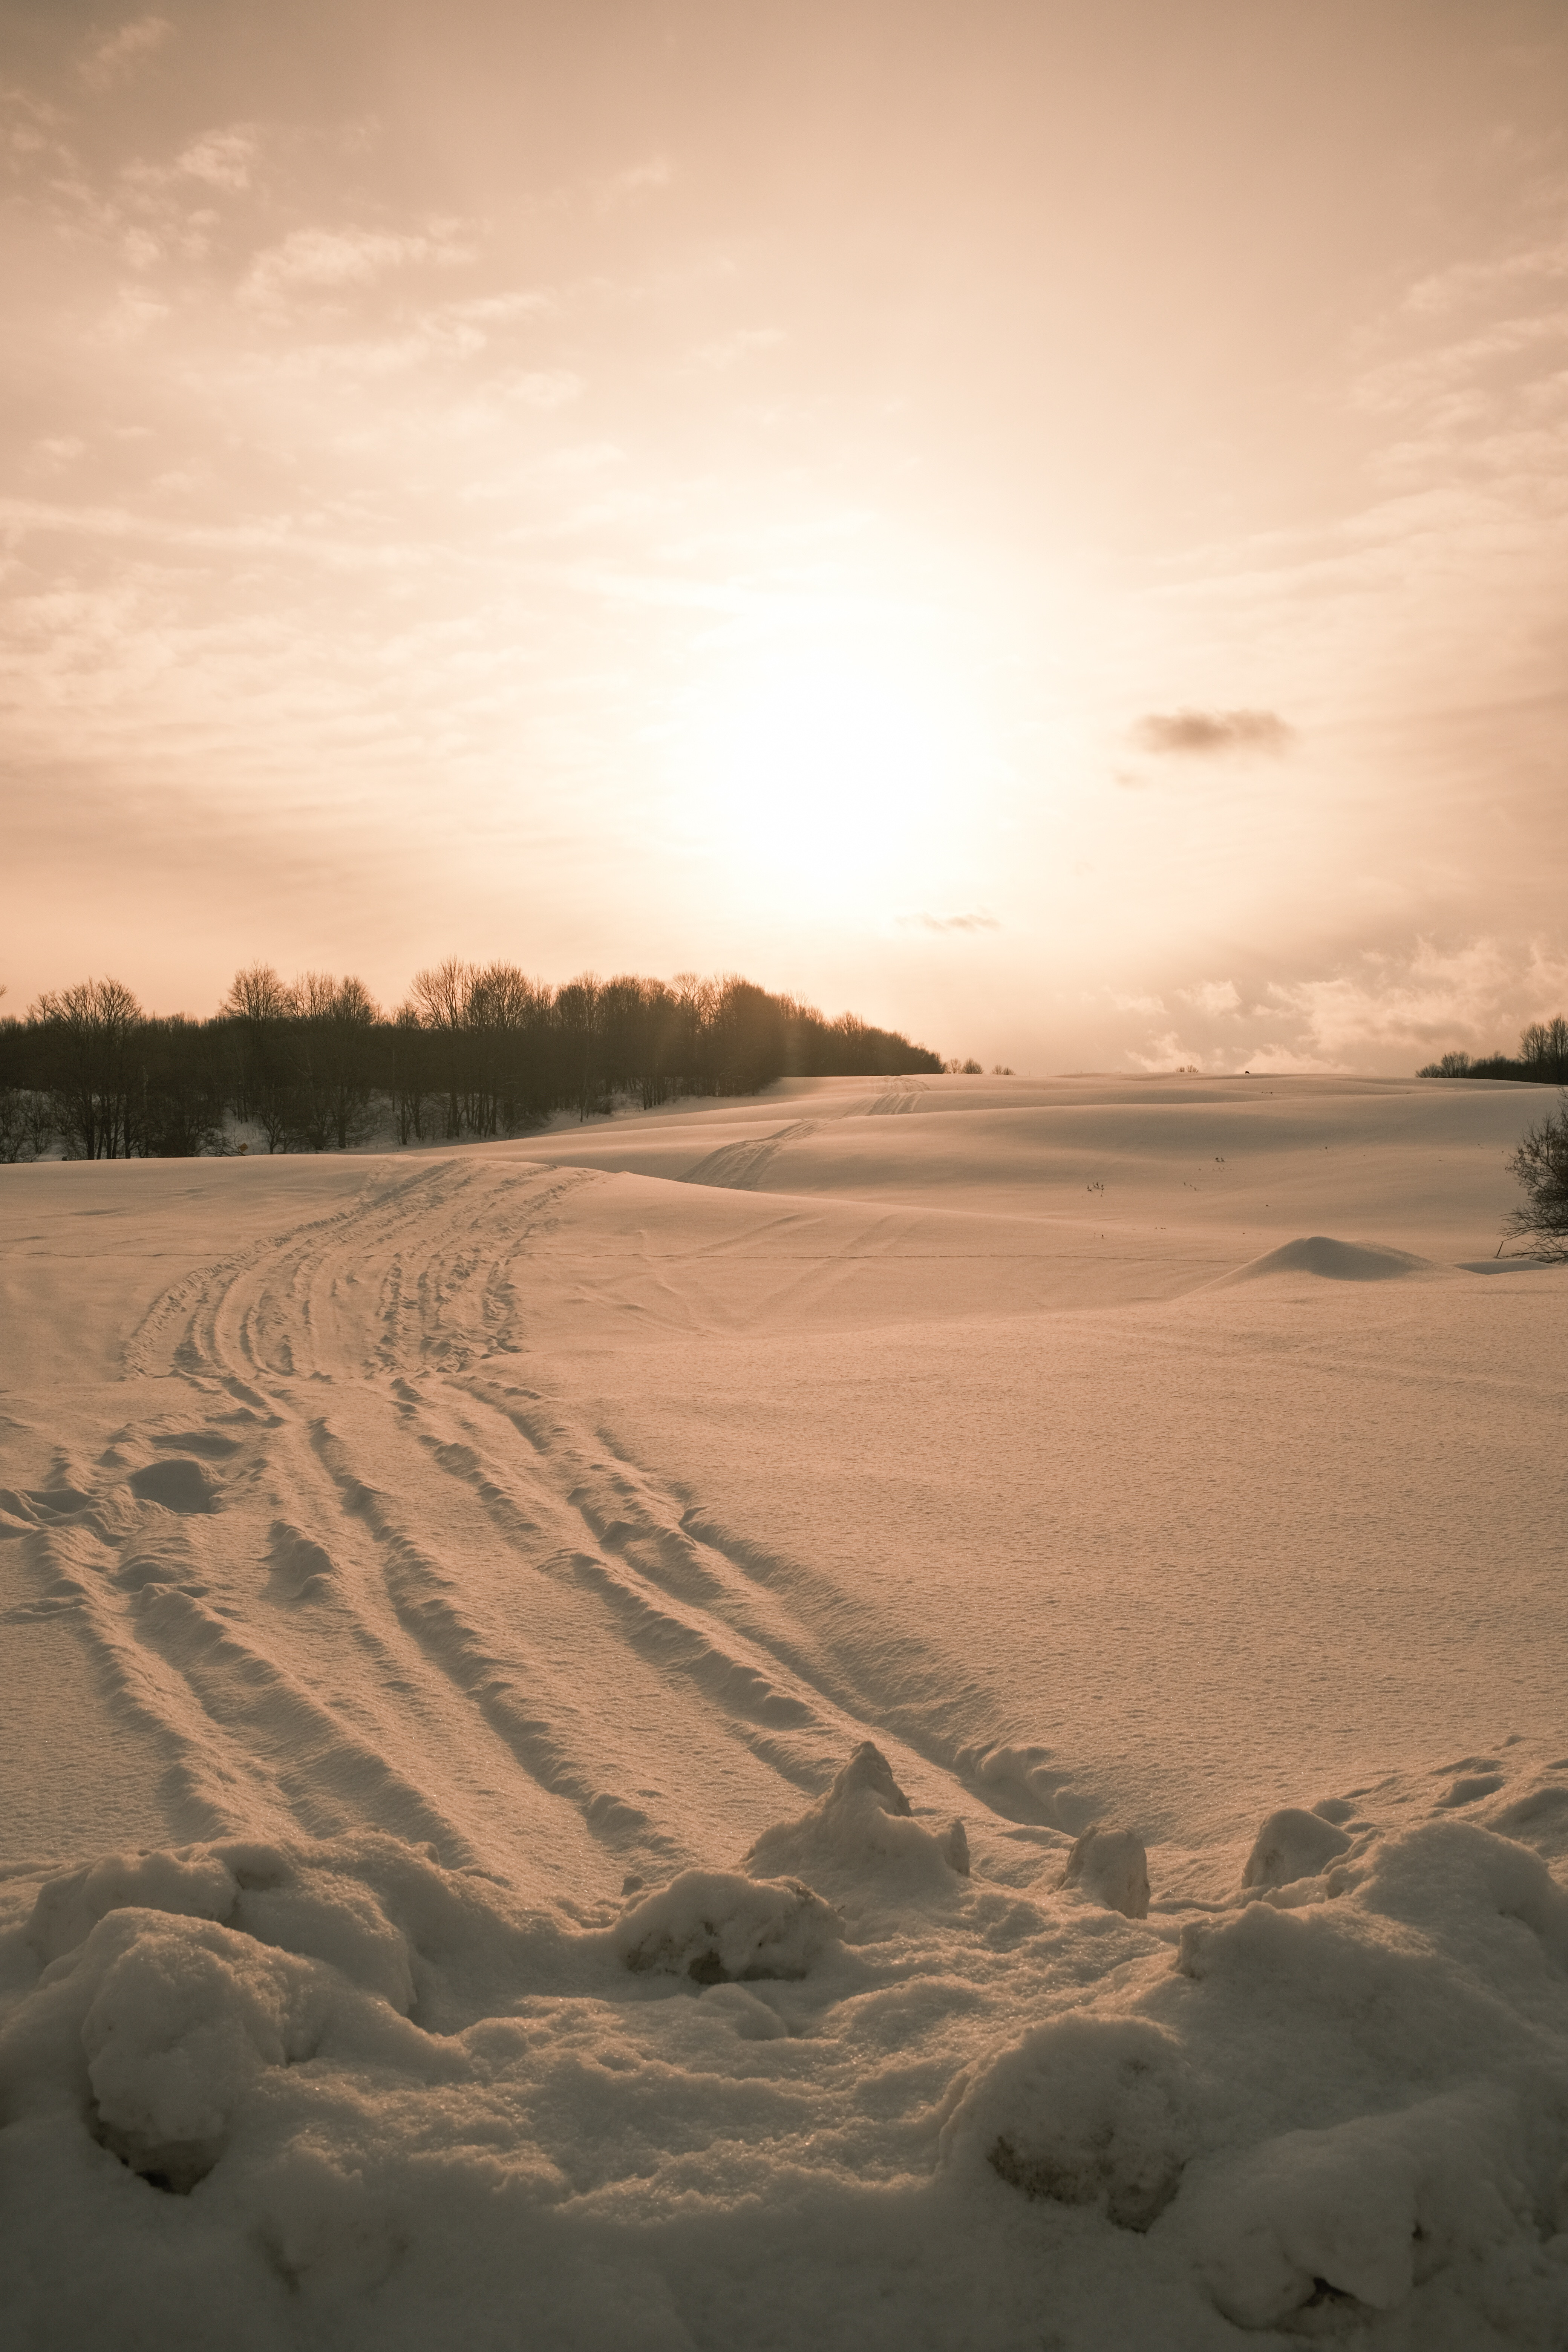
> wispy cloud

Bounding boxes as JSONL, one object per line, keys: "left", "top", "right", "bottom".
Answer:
{"left": 595, "top": 157, "right": 673, "bottom": 212}
{"left": 176, "top": 126, "right": 259, "bottom": 192}
{"left": 690, "top": 327, "right": 786, "bottom": 370}
{"left": 240, "top": 224, "right": 476, "bottom": 312}
{"left": 1132, "top": 708, "right": 1294, "bottom": 757}
{"left": 79, "top": 15, "right": 172, "bottom": 92}
{"left": 900, "top": 911, "right": 1001, "bottom": 933}
{"left": 1180, "top": 979, "right": 1242, "bottom": 1018}
{"left": 1404, "top": 232, "right": 1568, "bottom": 320}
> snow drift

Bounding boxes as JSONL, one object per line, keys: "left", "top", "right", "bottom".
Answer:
{"left": 5, "top": 1781, "right": 1568, "bottom": 2348}
{"left": 1211, "top": 1234, "right": 1438, "bottom": 1284}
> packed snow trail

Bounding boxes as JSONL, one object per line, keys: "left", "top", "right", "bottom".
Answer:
{"left": 2, "top": 1075, "right": 1566, "bottom": 2348}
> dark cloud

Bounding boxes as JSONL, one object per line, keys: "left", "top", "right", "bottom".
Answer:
{"left": 1133, "top": 708, "right": 1294, "bottom": 757}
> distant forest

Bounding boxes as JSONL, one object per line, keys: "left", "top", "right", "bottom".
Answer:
{"left": 0, "top": 963, "right": 946, "bottom": 1163}
{"left": 1418, "top": 1017, "right": 1568, "bottom": 1085}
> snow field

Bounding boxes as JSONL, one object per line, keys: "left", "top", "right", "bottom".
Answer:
{"left": 1, "top": 1073, "right": 1565, "bottom": 2346}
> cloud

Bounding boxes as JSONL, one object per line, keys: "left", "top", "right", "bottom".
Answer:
{"left": 80, "top": 15, "right": 172, "bottom": 90}
{"left": 506, "top": 369, "right": 581, "bottom": 409}
{"left": 1180, "top": 979, "right": 1242, "bottom": 1018}
{"left": 900, "top": 911, "right": 1001, "bottom": 933}
{"left": 1132, "top": 707, "right": 1294, "bottom": 757}
{"left": 241, "top": 225, "right": 475, "bottom": 312}
{"left": 1113, "top": 939, "right": 1568, "bottom": 1079}
{"left": 691, "top": 328, "right": 786, "bottom": 369}
{"left": 1265, "top": 938, "right": 1568, "bottom": 1066}
{"left": 1122, "top": 1029, "right": 1214, "bottom": 1074}
{"left": 177, "top": 127, "right": 259, "bottom": 193}
{"left": 596, "top": 158, "right": 674, "bottom": 212}
{"left": 1404, "top": 233, "right": 1568, "bottom": 320}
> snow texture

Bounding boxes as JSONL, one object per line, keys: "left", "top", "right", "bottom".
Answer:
{"left": 1, "top": 1071, "right": 1565, "bottom": 2348}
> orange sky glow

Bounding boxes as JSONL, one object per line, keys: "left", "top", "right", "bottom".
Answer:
{"left": 3, "top": 0, "right": 1566, "bottom": 1072}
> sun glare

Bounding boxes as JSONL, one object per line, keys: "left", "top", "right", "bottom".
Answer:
{"left": 683, "top": 630, "right": 982, "bottom": 910}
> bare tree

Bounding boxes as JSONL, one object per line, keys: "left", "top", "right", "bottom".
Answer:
{"left": 1502, "top": 1093, "right": 1568, "bottom": 1260}
{"left": 222, "top": 964, "right": 300, "bottom": 1150}
{"left": 29, "top": 977, "right": 143, "bottom": 1157}
{"left": 292, "top": 972, "right": 380, "bottom": 1150}
{"left": 409, "top": 959, "right": 476, "bottom": 1137}
{"left": 1520, "top": 1017, "right": 1568, "bottom": 1085}
{"left": 553, "top": 974, "right": 603, "bottom": 1120}
{"left": 389, "top": 1004, "right": 432, "bottom": 1145}
{"left": 0, "top": 1087, "right": 54, "bottom": 1163}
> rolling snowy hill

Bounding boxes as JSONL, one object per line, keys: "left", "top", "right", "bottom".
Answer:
{"left": 2, "top": 1074, "right": 1565, "bottom": 2349}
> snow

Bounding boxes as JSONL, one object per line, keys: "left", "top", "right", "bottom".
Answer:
{"left": 1, "top": 1071, "right": 1565, "bottom": 2346}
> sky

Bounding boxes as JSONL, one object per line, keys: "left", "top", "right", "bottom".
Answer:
{"left": 2, "top": 0, "right": 1566, "bottom": 1073}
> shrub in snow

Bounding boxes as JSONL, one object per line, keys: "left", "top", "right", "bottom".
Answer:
{"left": 1240, "top": 1806, "right": 1353, "bottom": 1894}
{"left": 614, "top": 1869, "right": 843, "bottom": 1984}
{"left": 743, "top": 1742, "right": 970, "bottom": 1891}
{"left": 943, "top": 2014, "right": 1191, "bottom": 2232}
{"left": 1057, "top": 1826, "right": 1150, "bottom": 1919}
{"left": 1503, "top": 1091, "right": 1568, "bottom": 1259}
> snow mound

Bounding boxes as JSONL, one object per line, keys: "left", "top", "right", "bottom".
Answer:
{"left": 945, "top": 2014, "right": 1191, "bottom": 2231}
{"left": 1057, "top": 1825, "right": 1150, "bottom": 1918}
{"left": 2, "top": 1812, "right": 1566, "bottom": 2345}
{"left": 1241, "top": 1806, "right": 1354, "bottom": 1892}
{"left": 614, "top": 1868, "right": 842, "bottom": 1984}
{"left": 743, "top": 1741, "right": 970, "bottom": 1892}
{"left": 1186, "top": 2086, "right": 1543, "bottom": 2328}
{"left": 127, "top": 1456, "right": 221, "bottom": 1512}
{"left": 1214, "top": 1234, "right": 1438, "bottom": 1284}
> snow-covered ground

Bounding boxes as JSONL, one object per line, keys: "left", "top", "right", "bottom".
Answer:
{"left": 2, "top": 1072, "right": 1565, "bottom": 2348}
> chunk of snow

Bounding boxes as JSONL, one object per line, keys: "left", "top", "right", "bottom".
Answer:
{"left": 1057, "top": 1825, "right": 1151, "bottom": 1918}
{"left": 1241, "top": 1807, "right": 1354, "bottom": 1892}
{"left": 744, "top": 1742, "right": 971, "bottom": 1893}
{"left": 945, "top": 2014, "right": 1190, "bottom": 2231}
{"left": 1190, "top": 2089, "right": 1538, "bottom": 2326}
{"left": 614, "top": 1868, "right": 842, "bottom": 1984}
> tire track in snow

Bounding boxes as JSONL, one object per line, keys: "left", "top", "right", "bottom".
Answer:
{"left": 6, "top": 1418, "right": 495, "bottom": 1860}
{"left": 680, "top": 1121, "right": 821, "bottom": 1191}
{"left": 866, "top": 1078, "right": 926, "bottom": 1115}
{"left": 8, "top": 1513, "right": 248, "bottom": 1845}
{"left": 306, "top": 1383, "right": 850, "bottom": 1862}
{"left": 306, "top": 1414, "right": 684, "bottom": 1872}
{"left": 124, "top": 1161, "right": 459, "bottom": 1381}
{"left": 450, "top": 1377, "right": 1051, "bottom": 1828}
{"left": 122, "top": 1578, "right": 476, "bottom": 1859}
{"left": 96, "top": 1149, "right": 1065, "bottom": 1882}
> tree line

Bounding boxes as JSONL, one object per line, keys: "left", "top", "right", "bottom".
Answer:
{"left": 0, "top": 963, "right": 943, "bottom": 1163}
{"left": 1418, "top": 1017, "right": 1568, "bottom": 1083}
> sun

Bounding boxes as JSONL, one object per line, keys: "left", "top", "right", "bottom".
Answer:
{"left": 681, "top": 626, "right": 981, "bottom": 908}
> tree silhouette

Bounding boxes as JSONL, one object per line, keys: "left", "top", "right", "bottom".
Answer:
{"left": 1502, "top": 1093, "right": 1568, "bottom": 1260}
{"left": 2, "top": 961, "right": 944, "bottom": 1162}
{"left": 29, "top": 977, "right": 143, "bottom": 1158}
